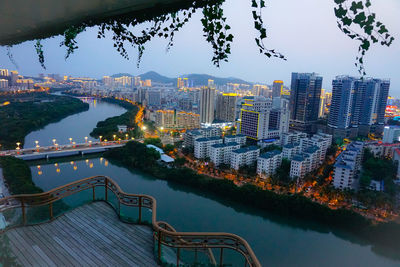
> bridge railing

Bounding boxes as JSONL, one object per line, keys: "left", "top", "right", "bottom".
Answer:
{"left": 0, "top": 176, "right": 261, "bottom": 267}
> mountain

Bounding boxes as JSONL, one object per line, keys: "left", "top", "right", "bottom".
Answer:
{"left": 111, "top": 73, "right": 133, "bottom": 78}
{"left": 110, "top": 71, "right": 253, "bottom": 86}
{"left": 139, "top": 71, "right": 175, "bottom": 84}
{"left": 181, "top": 74, "right": 251, "bottom": 86}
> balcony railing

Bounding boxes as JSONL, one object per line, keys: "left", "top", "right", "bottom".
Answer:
{"left": 0, "top": 176, "right": 261, "bottom": 267}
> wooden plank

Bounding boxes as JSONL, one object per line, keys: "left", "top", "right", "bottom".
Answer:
{"left": 8, "top": 229, "right": 45, "bottom": 266}
{"left": 34, "top": 223, "right": 77, "bottom": 266}
{"left": 6, "top": 232, "right": 33, "bottom": 267}
{"left": 3, "top": 202, "right": 160, "bottom": 267}
{"left": 64, "top": 209, "right": 136, "bottom": 266}
{"left": 59, "top": 211, "right": 126, "bottom": 266}
{"left": 70, "top": 204, "right": 157, "bottom": 266}
{"left": 56, "top": 213, "right": 121, "bottom": 267}
{"left": 76, "top": 209, "right": 157, "bottom": 266}
{"left": 32, "top": 245, "right": 57, "bottom": 267}
{"left": 88, "top": 203, "right": 154, "bottom": 246}
{"left": 49, "top": 216, "right": 107, "bottom": 267}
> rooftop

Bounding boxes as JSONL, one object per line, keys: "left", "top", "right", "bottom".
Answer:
{"left": 232, "top": 146, "right": 260, "bottom": 154}
{"left": 211, "top": 142, "right": 239, "bottom": 148}
{"left": 259, "top": 150, "right": 282, "bottom": 159}
{"left": 196, "top": 136, "right": 223, "bottom": 142}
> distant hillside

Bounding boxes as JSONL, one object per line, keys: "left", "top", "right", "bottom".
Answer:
{"left": 139, "top": 71, "right": 175, "bottom": 84}
{"left": 181, "top": 74, "right": 251, "bottom": 86}
{"left": 110, "top": 71, "right": 253, "bottom": 86}
{"left": 111, "top": 73, "right": 133, "bottom": 78}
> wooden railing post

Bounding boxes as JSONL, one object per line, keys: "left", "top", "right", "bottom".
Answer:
{"left": 219, "top": 248, "right": 224, "bottom": 267}
{"left": 92, "top": 186, "right": 96, "bottom": 201}
{"left": 49, "top": 202, "right": 53, "bottom": 220}
{"left": 177, "top": 248, "right": 180, "bottom": 267}
{"left": 138, "top": 196, "right": 142, "bottom": 224}
{"left": 105, "top": 179, "right": 108, "bottom": 201}
{"left": 158, "top": 230, "right": 162, "bottom": 263}
{"left": 21, "top": 198, "right": 26, "bottom": 225}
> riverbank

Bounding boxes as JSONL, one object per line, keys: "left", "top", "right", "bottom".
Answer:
{"left": 62, "top": 92, "right": 141, "bottom": 140}
{"left": 0, "top": 93, "right": 89, "bottom": 149}
{"left": 104, "top": 141, "right": 400, "bottom": 257}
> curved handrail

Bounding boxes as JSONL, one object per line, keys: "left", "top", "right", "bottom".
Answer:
{"left": 0, "top": 175, "right": 261, "bottom": 267}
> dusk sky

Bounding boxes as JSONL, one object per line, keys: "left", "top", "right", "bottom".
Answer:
{"left": 0, "top": 0, "right": 399, "bottom": 96}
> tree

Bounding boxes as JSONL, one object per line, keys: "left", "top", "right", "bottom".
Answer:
{"left": 144, "top": 138, "right": 163, "bottom": 148}
{"left": 164, "top": 144, "right": 175, "bottom": 153}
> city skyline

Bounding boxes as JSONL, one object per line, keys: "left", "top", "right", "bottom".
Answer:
{"left": 0, "top": 0, "right": 399, "bottom": 95}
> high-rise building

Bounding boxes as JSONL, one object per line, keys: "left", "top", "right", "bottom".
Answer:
{"left": 289, "top": 72, "right": 323, "bottom": 133}
{"left": 328, "top": 76, "right": 390, "bottom": 137}
{"left": 215, "top": 93, "right": 237, "bottom": 122}
{"left": 0, "top": 69, "right": 9, "bottom": 77}
{"left": 0, "top": 79, "right": 9, "bottom": 89}
{"left": 238, "top": 97, "right": 271, "bottom": 140}
{"left": 200, "top": 87, "right": 215, "bottom": 124}
{"left": 147, "top": 90, "right": 161, "bottom": 106}
{"left": 102, "top": 76, "right": 113, "bottom": 86}
{"left": 208, "top": 79, "right": 215, "bottom": 88}
{"left": 183, "top": 78, "right": 189, "bottom": 88}
{"left": 272, "top": 80, "right": 283, "bottom": 98}
{"left": 134, "top": 76, "right": 141, "bottom": 87}
{"left": 177, "top": 78, "right": 184, "bottom": 88}
{"left": 10, "top": 71, "right": 18, "bottom": 86}
{"left": 318, "top": 89, "right": 326, "bottom": 118}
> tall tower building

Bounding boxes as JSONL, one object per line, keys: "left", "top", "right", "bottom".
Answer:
{"left": 215, "top": 93, "right": 237, "bottom": 122}
{"left": 272, "top": 80, "right": 283, "bottom": 98}
{"left": 200, "top": 87, "right": 215, "bottom": 124}
{"left": 328, "top": 76, "right": 390, "bottom": 137}
{"left": 208, "top": 79, "right": 215, "bottom": 88}
{"left": 289, "top": 72, "right": 323, "bottom": 133}
{"left": 239, "top": 96, "right": 272, "bottom": 140}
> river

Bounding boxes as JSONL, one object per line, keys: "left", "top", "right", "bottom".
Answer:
{"left": 24, "top": 98, "right": 400, "bottom": 266}
{"left": 24, "top": 98, "right": 126, "bottom": 148}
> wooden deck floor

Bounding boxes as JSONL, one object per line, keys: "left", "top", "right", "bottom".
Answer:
{"left": 5, "top": 202, "right": 159, "bottom": 266}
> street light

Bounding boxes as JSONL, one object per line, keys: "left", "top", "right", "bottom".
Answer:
{"left": 85, "top": 136, "right": 88, "bottom": 144}
{"left": 16, "top": 142, "right": 21, "bottom": 154}
{"left": 142, "top": 126, "right": 147, "bottom": 130}
{"left": 89, "top": 140, "right": 92, "bottom": 147}
{"left": 35, "top": 140, "right": 39, "bottom": 146}
{"left": 99, "top": 135, "right": 102, "bottom": 143}
{"left": 113, "top": 135, "right": 116, "bottom": 141}
{"left": 125, "top": 134, "right": 128, "bottom": 140}
{"left": 52, "top": 139, "right": 56, "bottom": 145}
{"left": 69, "top": 137, "right": 73, "bottom": 144}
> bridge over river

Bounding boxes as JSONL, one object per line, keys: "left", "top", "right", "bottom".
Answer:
{"left": 0, "top": 141, "right": 131, "bottom": 161}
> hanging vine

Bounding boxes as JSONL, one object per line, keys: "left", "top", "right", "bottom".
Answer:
{"left": 34, "top": 40, "right": 46, "bottom": 69}
{"left": 22, "top": 0, "right": 393, "bottom": 74}
{"left": 201, "top": 0, "right": 234, "bottom": 67}
{"left": 334, "top": 0, "right": 394, "bottom": 75}
{"left": 59, "top": 25, "right": 86, "bottom": 59}
{"left": 251, "top": 0, "right": 286, "bottom": 60}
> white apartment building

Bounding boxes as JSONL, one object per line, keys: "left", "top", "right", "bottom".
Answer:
{"left": 194, "top": 137, "right": 223, "bottom": 159}
{"left": 210, "top": 142, "right": 241, "bottom": 166}
{"left": 257, "top": 150, "right": 283, "bottom": 178}
{"left": 183, "top": 127, "right": 222, "bottom": 148}
{"left": 383, "top": 125, "right": 400, "bottom": 143}
{"left": 302, "top": 146, "right": 321, "bottom": 171}
{"left": 290, "top": 154, "right": 311, "bottom": 179}
{"left": 282, "top": 143, "right": 301, "bottom": 160}
{"left": 281, "top": 132, "right": 307, "bottom": 146}
{"left": 333, "top": 141, "right": 364, "bottom": 190}
{"left": 224, "top": 134, "right": 247, "bottom": 146}
{"left": 230, "top": 146, "right": 260, "bottom": 170}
